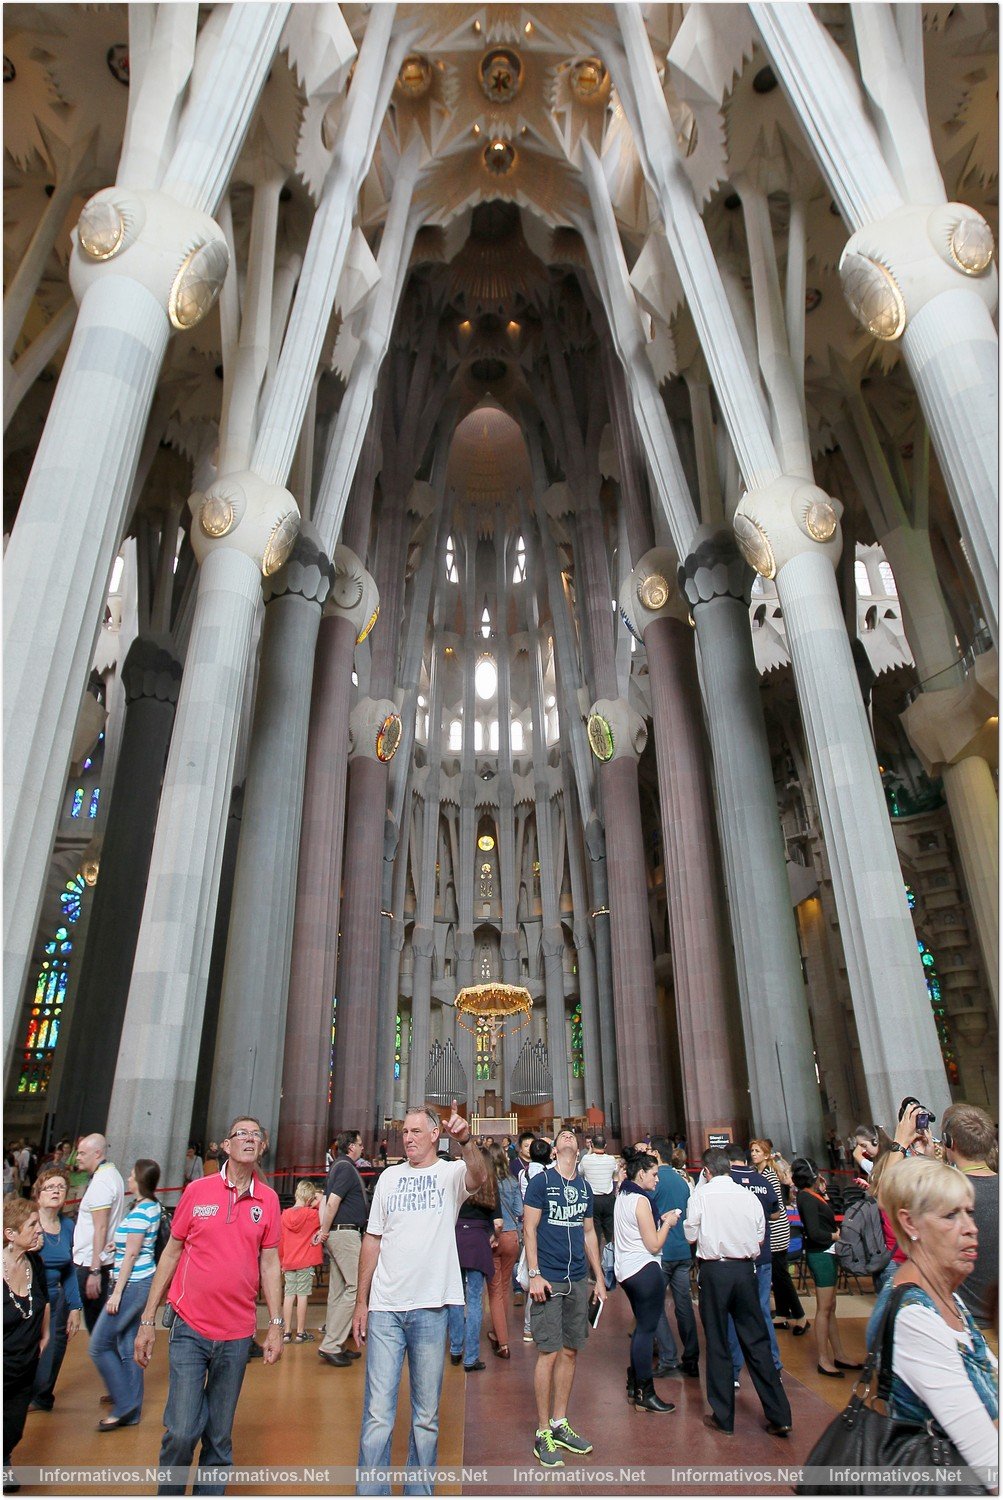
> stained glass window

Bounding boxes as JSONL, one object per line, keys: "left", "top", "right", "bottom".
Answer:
{"left": 394, "top": 1011, "right": 402, "bottom": 1080}
{"left": 570, "top": 1001, "right": 583, "bottom": 1079}
{"left": 327, "top": 996, "right": 338, "bottom": 1105}
{"left": 904, "top": 884, "right": 916, "bottom": 910}
{"left": 70, "top": 788, "right": 84, "bottom": 818}
{"left": 476, "top": 1028, "right": 491, "bottom": 1081}
{"left": 88, "top": 788, "right": 100, "bottom": 819}
{"left": 917, "top": 936, "right": 957, "bottom": 1082}
{"left": 18, "top": 875, "right": 86, "bottom": 1094}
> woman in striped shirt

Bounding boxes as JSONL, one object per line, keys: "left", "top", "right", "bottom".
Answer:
{"left": 89, "top": 1158, "right": 161, "bottom": 1430}
{"left": 750, "top": 1140, "right": 809, "bottom": 1335}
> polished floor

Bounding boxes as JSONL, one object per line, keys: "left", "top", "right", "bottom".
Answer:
{"left": 14, "top": 1285, "right": 868, "bottom": 1494}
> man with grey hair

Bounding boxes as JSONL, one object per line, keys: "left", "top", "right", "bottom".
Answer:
{"left": 353, "top": 1101, "right": 486, "bottom": 1495}
{"left": 71, "top": 1133, "right": 126, "bottom": 1331}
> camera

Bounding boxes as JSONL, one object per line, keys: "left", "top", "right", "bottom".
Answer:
{"left": 898, "top": 1096, "right": 936, "bottom": 1133}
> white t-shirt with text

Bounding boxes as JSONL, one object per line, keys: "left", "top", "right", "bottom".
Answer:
{"left": 367, "top": 1157, "right": 469, "bottom": 1311}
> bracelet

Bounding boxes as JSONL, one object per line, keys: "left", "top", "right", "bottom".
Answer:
{"left": 887, "top": 1143, "right": 907, "bottom": 1155}
{"left": 456, "top": 1133, "right": 472, "bottom": 1146}
{"left": 138, "top": 1319, "right": 157, "bottom": 1328}
{"left": 89, "top": 1268, "right": 101, "bottom": 1275}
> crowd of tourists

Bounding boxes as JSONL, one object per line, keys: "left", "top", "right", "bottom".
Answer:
{"left": 3, "top": 1099, "right": 998, "bottom": 1495}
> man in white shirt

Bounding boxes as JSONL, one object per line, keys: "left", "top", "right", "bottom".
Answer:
{"left": 684, "top": 1147, "right": 792, "bottom": 1438}
{"left": 577, "top": 1134, "right": 617, "bottom": 1250}
{"left": 71, "top": 1133, "right": 126, "bottom": 1332}
{"left": 353, "top": 1102, "right": 486, "bottom": 1496}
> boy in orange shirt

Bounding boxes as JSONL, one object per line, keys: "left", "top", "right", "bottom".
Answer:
{"left": 279, "top": 1181, "right": 323, "bottom": 1341}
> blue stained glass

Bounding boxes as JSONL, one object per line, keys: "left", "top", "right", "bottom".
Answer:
{"left": 49, "top": 1016, "right": 60, "bottom": 1044}
{"left": 88, "top": 788, "right": 100, "bottom": 818}
{"left": 904, "top": 884, "right": 916, "bottom": 910}
{"left": 70, "top": 788, "right": 83, "bottom": 818}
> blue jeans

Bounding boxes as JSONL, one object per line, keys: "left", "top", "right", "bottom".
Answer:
{"left": 731, "top": 1264, "right": 782, "bottom": 1375}
{"left": 654, "top": 1259, "right": 699, "bottom": 1368}
{"left": 447, "top": 1271, "right": 484, "bottom": 1367}
{"left": 874, "top": 1260, "right": 897, "bottom": 1294}
{"left": 89, "top": 1276, "right": 148, "bottom": 1418}
{"left": 157, "top": 1314, "right": 253, "bottom": 1496}
{"left": 32, "top": 1284, "right": 73, "bottom": 1408}
{"left": 358, "top": 1308, "right": 448, "bottom": 1496}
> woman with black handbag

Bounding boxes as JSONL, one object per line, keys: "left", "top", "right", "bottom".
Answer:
{"left": 798, "top": 1156, "right": 996, "bottom": 1495}
{"left": 868, "top": 1156, "right": 997, "bottom": 1478}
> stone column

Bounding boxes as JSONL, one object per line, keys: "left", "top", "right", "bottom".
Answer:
{"left": 623, "top": 552, "right": 745, "bottom": 1148}
{"left": 330, "top": 696, "right": 402, "bottom": 1136}
{"left": 408, "top": 639, "right": 445, "bottom": 1110}
{"left": 743, "top": 493, "right": 952, "bottom": 1122}
{"left": 3, "top": 7, "right": 286, "bottom": 1054}
{"left": 562, "top": 771, "right": 603, "bottom": 1111}
{"left": 105, "top": 473, "right": 299, "bottom": 1170}
{"left": 53, "top": 634, "right": 182, "bottom": 1143}
{"left": 279, "top": 549, "right": 378, "bottom": 1165}
{"left": 208, "top": 528, "right": 332, "bottom": 1137}
{"left": 679, "top": 530, "right": 825, "bottom": 1157}
{"left": 587, "top": 698, "right": 668, "bottom": 1142}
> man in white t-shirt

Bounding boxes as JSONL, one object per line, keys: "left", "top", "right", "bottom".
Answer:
{"left": 71, "top": 1133, "right": 126, "bottom": 1332}
{"left": 578, "top": 1134, "right": 617, "bottom": 1250}
{"left": 353, "top": 1102, "right": 487, "bottom": 1496}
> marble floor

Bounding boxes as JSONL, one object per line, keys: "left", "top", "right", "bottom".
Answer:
{"left": 13, "top": 1286, "right": 872, "bottom": 1496}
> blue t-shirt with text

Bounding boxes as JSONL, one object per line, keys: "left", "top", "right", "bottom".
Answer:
{"left": 730, "top": 1166, "right": 778, "bottom": 1267}
{"left": 524, "top": 1166, "right": 594, "bottom": 1283}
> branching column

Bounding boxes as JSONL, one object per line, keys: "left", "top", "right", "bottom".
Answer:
{"left": 3, "top": 6, "right": 287, "bottom": 1058}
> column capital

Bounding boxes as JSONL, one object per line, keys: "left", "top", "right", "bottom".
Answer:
{"left": 69, "top": 187, "right": 229, "bottom": 332}
{"left": 678, "top": 526, "right": 754, "bottom": 608}
{"left": 189, "top": 469, "right": 300, "bottom": 577}
{"left": 586, "top": 697, "right": 647, "bottom": 764}
{"left": 262, "top": 521, "right": 333, "bottom": 607}
{"left": 840, "top": 203, "right": 997, "bottom": 338}
{"left": 620, "top": 547, "right": 689, "bottom": 639}
{"left": 324, "top": 544, "right": 380, "bottom": 642}
{"left": 120, "top": 632, "right": 183, "bottom": 706}
{"left": 348, "top": 696, "right": 403, "bottom": 764}
{"left": 900, "top": 650, "right": 998, "bottom": 777}
{"left": 732, "top": 476, "right": 842, "bottom": 581}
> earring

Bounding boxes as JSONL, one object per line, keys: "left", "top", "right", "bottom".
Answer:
{"left": 910, "top": 1235, "right": 919, "bottom": 1243}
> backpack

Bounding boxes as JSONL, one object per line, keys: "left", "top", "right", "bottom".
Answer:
{"left": 833, "top": 1195, "right": 891, "bottom": 1276}
{"left": 153, "top": 1205, "right": 174, "bottom": 1263}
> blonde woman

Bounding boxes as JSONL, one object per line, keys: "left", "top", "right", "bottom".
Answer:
{"left": 869, "top": 1157, "right": 997, "bottom": 1481}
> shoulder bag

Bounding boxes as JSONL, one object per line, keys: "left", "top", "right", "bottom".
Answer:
{"left": 795, "top": 1284, "right": 986, "bottom": 1494}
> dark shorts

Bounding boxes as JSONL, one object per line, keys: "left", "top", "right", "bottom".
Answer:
{"left": 807, "top": 1249, "right": 839, "bottom": 1288}
{"left": 530, "top": 1278, "right": 590, "bottom": 1353}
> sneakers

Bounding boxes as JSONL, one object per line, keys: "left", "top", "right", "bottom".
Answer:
{"left": 550, "top": 1420, "right": 593, "bottom": 1454}
{"left": 523, "top": 1331, "right": 534, "bottom": 1342}
{"left": 533, "top": 1430, "right": 564, "bottom": 1468}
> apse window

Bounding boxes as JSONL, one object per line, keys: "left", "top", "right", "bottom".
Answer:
{"left": 475, "top": 655, "right": 497, "bottom": 700}
{"left": 445, "top": 535, "right": 459, "bottom": 584}
{"left": 481, "top": 607, "right": 491, "bottom": 639}
{"left": 510, "top": 719, "right": 524, "bottom": 753}
{"left": 513, "top": 535, "right": 527, "bottom": 584}
{"left": 448, "top": 718, "right": 462, "bottom": 750}
{"left": 878, "top": 561, "right": 896, "bottom": 596}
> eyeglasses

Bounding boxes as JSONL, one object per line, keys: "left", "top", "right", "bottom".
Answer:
{"left": 229, "top": 1130, "right": 264, "bottom": 1142}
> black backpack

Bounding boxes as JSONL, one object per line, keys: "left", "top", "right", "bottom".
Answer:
{"left": 153, "top": 1205, "right": 174, "bottom": 1263}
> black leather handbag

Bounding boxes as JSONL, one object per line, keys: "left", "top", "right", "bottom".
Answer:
{"left": 795, "top": 1284, "right": 987, "bottom": 1495}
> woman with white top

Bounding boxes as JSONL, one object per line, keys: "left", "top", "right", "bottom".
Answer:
{"left": 868, "top": 1156, "right": 997, "bottom": 1485}
{"left": 88, "top": 1158, "right": 161, "bottom": 1430}
{"left": 614, "top": 1147, "right": 681, "bottom": 1413}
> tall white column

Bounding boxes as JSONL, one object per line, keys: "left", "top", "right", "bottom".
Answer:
{"left": 105, "top": 542, "right": 267, "bottom": 1168}
{"left": 777, "top": 549, "right": 950, "bottom": 1123}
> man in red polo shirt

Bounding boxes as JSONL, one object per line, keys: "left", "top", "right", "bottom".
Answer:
{"left": 134, "top": 1117, "right": 283, "bottom": 1495}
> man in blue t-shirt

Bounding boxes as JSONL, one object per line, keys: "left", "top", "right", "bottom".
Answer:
{"left": 523, "top": 1128, "right": 605, "bottom": 1469}
{"left": 727, "top": 1145, "right": 783, "bottom": 1377}
{"left": 650, "top": 1136, "right": 699, "bottom": 1377}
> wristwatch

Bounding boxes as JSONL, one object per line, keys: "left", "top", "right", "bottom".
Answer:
{"left": 456, "top": 1133, "right": 471, "bottom": 1146}
{"left": 268, "top": 1317, "right": 285, "bottom": 1327}
{"left": 139, "top": 1319, "right": 157, "bottom": 1328}
{"left": 528, "top": 1269, "right": 541, "bottom": 1278}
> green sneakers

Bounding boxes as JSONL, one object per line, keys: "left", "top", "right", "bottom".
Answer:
{"left": 533, "top": 1429, "right": 565, "bottom": 1468}
{"left": 550, "top": 1419, "right": 594, "bottom": 1454}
